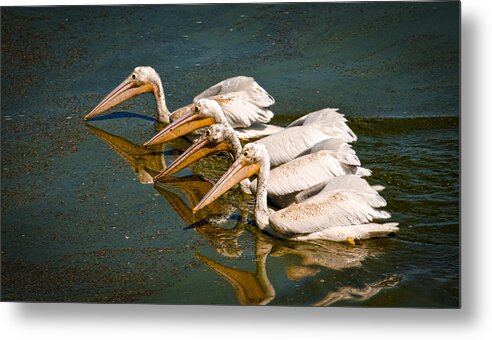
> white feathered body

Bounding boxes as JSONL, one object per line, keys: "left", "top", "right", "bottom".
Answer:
{"left": 266, "top": 175, "right": 397, "bottom": 241}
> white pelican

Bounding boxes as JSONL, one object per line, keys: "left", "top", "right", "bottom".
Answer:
{"left": 143, "top": 95, "right": 285, "bottom": 146}
{"left": 84, "top": 66, "right": 279, "bottom": 134}
{"left": 193, "top": 143, "right": 398, "bottom": 243}
{"left": 153, "top": 122, "right": 369, "bottom": 207}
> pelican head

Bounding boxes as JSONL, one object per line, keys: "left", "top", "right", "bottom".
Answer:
{"left": 84, "top": 66, "right": 170, "bottom": 123}
{"left": 153, "top": 123, "right": 240, "bottom": 182}
{"left": 143, "top": 98, "right": 227, "bottom": 146}
{"left": 193, "top": 143, "right": 269, "bottom": 213}
{"left": 207, "top": 123, "right": 233, "bottom": 142}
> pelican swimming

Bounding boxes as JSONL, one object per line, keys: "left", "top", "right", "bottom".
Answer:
{"left": 154, "top": 122, "right": 369, "bottom": 207}
{"left": 143, "top": 96, "right": 285, "bottom": 146}
{"left": 143, "top": 97, "right": 356, "bottom": 148}
{"left": 193, "top": 143, "right": 398, "bottom": 243}
{"left": 84, "top": 66, "right": 280, "bottom": 135}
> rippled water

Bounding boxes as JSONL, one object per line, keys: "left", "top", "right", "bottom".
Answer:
{"left": 1, "top": 3, "right": 459, "bottom": 307}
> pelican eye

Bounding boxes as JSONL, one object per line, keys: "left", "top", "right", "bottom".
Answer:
{"left": 205, "top": 130, "right": 211, "bottom": 136}
{"left": 195, "top": 106, "right": 200, "bottom": 113}
{"left": 132, "top": 74, "right": 136, "bottom": 79}
{"left": 243, "top": 151, "right": 249, "bottom": 157}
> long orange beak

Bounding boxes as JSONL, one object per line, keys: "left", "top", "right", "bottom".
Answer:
{"left": 84, "top": 78, "right": 153, "bottom": 120}
{"left": 143, "top": 111, "right": 216, "bottom": 146}
{"left": 153, "top": 136, "right": 231, "bottom": 182}
{"left": 193, "top": 158, "right": 260, "bottom": 214}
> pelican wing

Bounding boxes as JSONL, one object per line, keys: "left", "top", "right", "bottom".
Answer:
{"left": 315, "top": 175, "right": 387, "bottom": 207}
{"left": 235, "top": 123, "right": 285, "bottom": 140}
{"left": 211, "top": 94, "right": 274, "bottom": 128}
{"left": 307, "top": 138, "right": 361, "bottom": 166}
{"left": 250, "top": 150, "right": 357, "bottom": 207}
{"left": 294, "top": 181, "right": 329, "bottom": 204}
{"left": 193, "top": 76, "right": 275, "bottom": 107}
{"left": 196, "top": 253, "right": 274, "bottom": 305}
{"left": 270, "top": 192, "right": 391, "bottom": 235}
{"left": 307, "top": 138, "right": 372, "bottom": 176}
{"left": 287, "top": 108, "right": 357, "bottom": 142}
{"left": 269, "top": 176, "right": 390, "bottom": 235}
{"left": 257, "top": 126, "right": 329, "bottom": 167}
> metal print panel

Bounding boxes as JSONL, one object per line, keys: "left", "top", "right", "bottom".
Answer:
{"left": 1, "top": 2, "right": 459, "bottom": 307}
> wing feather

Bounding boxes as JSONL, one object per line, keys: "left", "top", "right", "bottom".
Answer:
{"left": 250, "top": 150, "right": 358, "bottom": 207}
{"left": 269, "top": 176, "right": 390, "bottom": 235}
{"left": 257, "top": 126, "right": 329, "bottom": 167}
{"left": 192, "top": 76, "right": 276, "bottom": 128}
{"left": 316, "top": 175, "right": 387, "bottom": 208}
{"left": 270, "top": 191, "right": 390, "bottom": 234}
{"left": 307, "top": 138, "right": 361, "bottom": 166}
{"left": 287, "top": 108, "right": 357, "bottom": 142}
{"left": 356, "top": 167, "right": 372, "bottom": 177}
{"left": 193, "top": 76, "right": 275, "bottom": 107}
{"left": 212, "top": 94, "right": 274, "bottom": 128}
{"left": 193, "top": 76, "right": 252, "bottom": 101}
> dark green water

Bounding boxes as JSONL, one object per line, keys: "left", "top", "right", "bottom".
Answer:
{"left": 1, "top": 3, "right": 459, "bottom": 307}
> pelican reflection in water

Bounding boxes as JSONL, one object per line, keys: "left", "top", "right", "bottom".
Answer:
{"left": 197, "top": 224, "right": 400, "bottom": 306}
{"left": 153, "top": 176, "right": 247, "bottom": 258}
{"left": 85, "top": 123, "right": 167, "bottom": 184}
{"left": 313, "top": 275, "right": 401, "bottom": 306}
{"left": 196, "top": 231, "right": 275, "bottom": 306}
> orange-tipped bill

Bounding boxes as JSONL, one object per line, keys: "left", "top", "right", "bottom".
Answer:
{"left": 193, "top": 158, "right": 260, "bottom": 214}
{"left": 84, "top": 78, "right": 153, "bottom": 120}
{"left": 143, "top": 111, "right": 216, "bottom": 146}
{"left": 153, "top": 136, "right": 231, "bottom": 182}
